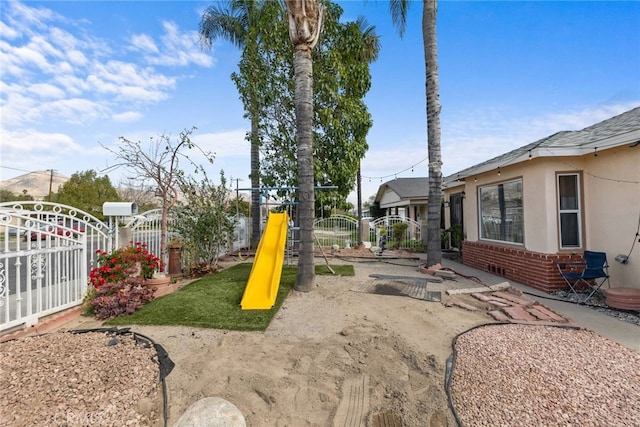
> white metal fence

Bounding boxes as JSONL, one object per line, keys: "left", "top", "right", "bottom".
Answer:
{"left": 314, "top": 214, "right": 359, "bottom": 248}
{"left": 0, "top": 202, "right": 250, "bottom": 334}
{"left": 313, "top": 214, "right": 423, "bottom": 250}
{"left": 0, "top": 202, "right": 111, "bottom": 332}
{"left": 127, "top": 209, "right": 250, "bottom": 267}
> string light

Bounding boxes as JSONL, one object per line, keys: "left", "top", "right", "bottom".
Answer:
{"left": 361, "top": 157, "right": 427, "bottom": 181}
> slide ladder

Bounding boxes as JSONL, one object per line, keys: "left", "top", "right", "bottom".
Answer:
{"left": 240, "top": 212, "right": 289, "bottom": 310}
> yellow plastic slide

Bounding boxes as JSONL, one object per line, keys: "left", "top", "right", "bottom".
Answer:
{"left": 241, "top": 212, "right": 289, "bottom": 310}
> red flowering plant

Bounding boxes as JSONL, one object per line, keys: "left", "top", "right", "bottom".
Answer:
{"left": 88, "top": 242, "right": 164, "bottom": 289}
{"left": 84, "top": 242, "right": 163, "bottom": 318}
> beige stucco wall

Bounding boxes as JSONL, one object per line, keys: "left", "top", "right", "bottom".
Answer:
{"left": 378, "top": 187, "right": 402, "bottom": 208}
{"left": 444, "top": 145, "right": 640, "bottom": 288}
{"left": 580, "top": 146, "right": 640, "bottom": 288}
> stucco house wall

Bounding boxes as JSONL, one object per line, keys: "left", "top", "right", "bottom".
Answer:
{"left": 444, "top": 107, "right": 640, "bottom": 292}
{"left": 375, "top": 178, "right": 429, "bottom": 221}
{"left": 581, "top": 145, "right": 639, "bottom": 288}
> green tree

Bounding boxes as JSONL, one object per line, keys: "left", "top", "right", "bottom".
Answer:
{"left": 53, "top": 170, "right": 120, "bottom": 219}
{"left": 388, "top": 0, "right": 443, "bottom": 266}
{"left": 103, "top": 128, "right": 214, "bottom": 263}
{"left": 231, "top": 197, "right": 251, "bottom": 217}
{"left": 199, "top": 0, "right": 270, "bottom": 250}
{"left": 0, "top": 189, "right": 34, "bottom": 202}
{"left": 174, "top": 171, "right": 235, "bottom": 272}
{"left": 249, "top": 4, "right": 379, "bottom": 215}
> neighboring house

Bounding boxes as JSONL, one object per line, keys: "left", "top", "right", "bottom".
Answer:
{"left": 443, "top": 106, "right": 640, "bottom": 292}
{"left": 374, "top": 177, "right": 429, "bottom": 222}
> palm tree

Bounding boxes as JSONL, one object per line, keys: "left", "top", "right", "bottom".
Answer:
{"left": 389, "top": 0, "right": 442, "bottom": 266}
{"left": 352, "top": 16, "right": 380, "bottom": 243}
{"left": 199, "top": 0, "right": 267, "bottom": 250}
{"left": 284, "top": 0, "right": 325, "bottom": 291}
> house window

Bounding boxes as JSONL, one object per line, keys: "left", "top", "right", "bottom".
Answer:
{"left": 557, "top": 173, "right": 582, "bottom": 249}
{"left": 479, "top": 179, "right": 523, "bottom": 244}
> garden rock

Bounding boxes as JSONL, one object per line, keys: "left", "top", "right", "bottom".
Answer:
{"left": 174, "top": 397, "right": 246, "bottom": 427}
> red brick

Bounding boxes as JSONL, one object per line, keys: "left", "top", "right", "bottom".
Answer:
{"left": 491, "top": 291, "right": 534, "bottom": 307}
{"left": 452, "top": 302, "right": 479, "bottom": 312}
{"left": 503, "top": 306, "right": 538, "bottom": 321}
{"left": 530, "top": 305, "right": 567, "bottom": 322}
{"left": 488, "top": 310, "right": 511, "bottom": 322}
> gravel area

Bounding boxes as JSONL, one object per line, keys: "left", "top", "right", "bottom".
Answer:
{"left": 550, "top": 290, "right": 640, "bottom": 326}
{"left": 450, "top": 324, "right": 640, "bottom": 426}
{"left": 0, "top": 331, "right": 162, "bottom": 427}
{"left": 1, "top": 254, "right": 638, "bottom": 426}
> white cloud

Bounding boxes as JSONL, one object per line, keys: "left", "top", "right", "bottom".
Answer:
{"left": 0, "top": 20, "right": 19, "bottom": 39}
{"left": 5, "top": 1, "right": 62, "bottom": 32}
{"left": 27, "top": 83, "right": 66, "bottom": 100}
{"left": 130, "top": 34, "right": 159, "bottom": 54}
{"left": 8, "top": 43, "right": 50, "bottom": 71}
{"left": 142, "top": 21, "right": 213, "bottom": 68}
{"left": 38, "top": 98, "right": 112, "bottom": 125}
{"left": 86, "top": 60, "right": 176, "bottom": 102}
{"left": 0, "top": 127, "right": 84, "bottom": 173}
{"left": 439, "top": 101, "right": 640, "bottom": 177}
{"left": 112, "top": 111, "right": 144, "bottom": 123}
{"left": 1, "top": 0, "right": 211, "bottom": 135}
{"left": 193, "top": 130, "right": 249, "bottom": 158}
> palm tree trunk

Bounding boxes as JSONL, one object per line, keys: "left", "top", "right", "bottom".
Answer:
{"left": 285, "top": 0, "right": 324, "bottom": 291}
{"left": 423, "top": 0, "right": 442, "bottom": 266}
{"left": 250, "top": 115, "right": 261, "bottom": 249}
{"left": 357, "top": 165, "right": 362, "bottom": 243}
{"left": 293, "top": 44, "right": 316, "bottom": 291}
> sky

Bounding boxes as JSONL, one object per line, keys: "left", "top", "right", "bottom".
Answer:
{"left": 1, "top": 0, "right": 639, "bottom": 206}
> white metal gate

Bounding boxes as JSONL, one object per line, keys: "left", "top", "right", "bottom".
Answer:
{"left": 0, "top": 202, "right": 111, "bottom": 332}
{"left": 314, "top": 214, "right": 358, "bottom": 248}
{"left": 369, "top": 215, "right": 422, "bottom": 249}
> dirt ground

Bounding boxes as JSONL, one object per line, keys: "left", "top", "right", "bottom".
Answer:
{"left": 62, "top": 250, "right": 497, "bottom": 426}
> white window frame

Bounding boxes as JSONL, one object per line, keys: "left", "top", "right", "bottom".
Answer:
{"left": 478, "top": 178, "right": 524, "bottom": 244}
{"left": 557, "top": 173, "right": 583, "bottom": 250}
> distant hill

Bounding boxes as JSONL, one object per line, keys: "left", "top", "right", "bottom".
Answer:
{"left": 0, "top": 171, "right": 69, "bottom": 200}
{"left": 0, "top": 171, "right": 252, "bottom": 205}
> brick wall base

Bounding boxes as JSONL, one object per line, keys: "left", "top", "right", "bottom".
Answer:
{"left": 461, "top": 241, "right": 582, "bottom": 293}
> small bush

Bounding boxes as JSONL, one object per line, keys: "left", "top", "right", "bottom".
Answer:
{"left": 88, "top": 276, "right": 155, "bottom": 320}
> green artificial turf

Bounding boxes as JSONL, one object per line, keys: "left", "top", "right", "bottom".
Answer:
{"left": 105, "top": 263, "right": 353, "bottom": 331}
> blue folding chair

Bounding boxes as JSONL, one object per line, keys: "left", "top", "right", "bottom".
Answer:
{"left": 556, "top": 251, "right": 611, "bottom": 303}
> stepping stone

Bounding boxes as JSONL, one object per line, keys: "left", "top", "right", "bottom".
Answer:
{"left": 174, "top": 397, "right": 245, "bottom": 427}
{"left": 452, "top": 301, "right": 479, "bottom": 311}
{"left": 503, "top": 306, "right": 537, "bottom": 322}
{"left": 488, "top": 310, "right": 511, "bottom": 322}
{"left": 491, "top": 291, "right": 534, "bottom": 306}
{"left": 530, "top": 305, "right": 567, "bottom": 322}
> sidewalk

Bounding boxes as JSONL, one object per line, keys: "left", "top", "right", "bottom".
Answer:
{"left": 441, "top": 258, "right": 639, "bottom": 352}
